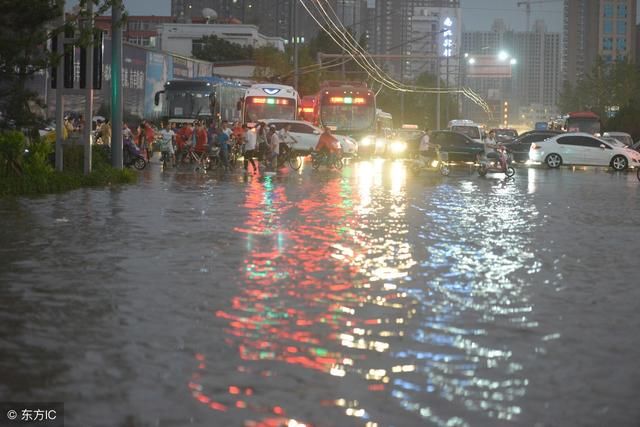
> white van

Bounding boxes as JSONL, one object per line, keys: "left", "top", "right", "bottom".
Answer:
{"left": 448, "top": 119, "right": 484, "bottom": 144}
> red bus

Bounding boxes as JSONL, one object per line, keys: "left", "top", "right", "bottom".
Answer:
{"left": 313, "top": 81, "right": 380, "bottom": 155}
{"left": 299, "top": 95, "right": 317, "bottom": 123}
{"left": 564, "top": 111, "right": 601, "bottom": 135}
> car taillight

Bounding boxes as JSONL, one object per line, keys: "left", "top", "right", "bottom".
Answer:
{"left": 531, "top": 143, "right": 541, "bottom": 150}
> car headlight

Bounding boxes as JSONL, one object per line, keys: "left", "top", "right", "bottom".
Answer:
{"left": 360, "top": 136, "right": 373, "bottom": 146}
{"left": 390, "top": 141, "right": 407, "bottom": 153}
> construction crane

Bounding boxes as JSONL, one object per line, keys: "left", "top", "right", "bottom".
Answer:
{"left": 516, "top": 0, "right": 562, "bottom": 32}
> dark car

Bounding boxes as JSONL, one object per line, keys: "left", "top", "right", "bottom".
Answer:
{"left": 430, "top": 130, "right": 484, "bottom": 162}
{"left": 502, "top": 130, "right": 562, "bottom": 162}
{"left": 491, "top": 128, "right": 519, "bottom": 143}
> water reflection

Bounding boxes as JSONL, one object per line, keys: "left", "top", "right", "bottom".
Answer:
{"left": 192, "top": 162, "right": 544, "bottom": 426}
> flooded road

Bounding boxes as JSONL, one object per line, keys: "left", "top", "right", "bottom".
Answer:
{"left": 1, "top": 161, "right": 639, "bottom": 427}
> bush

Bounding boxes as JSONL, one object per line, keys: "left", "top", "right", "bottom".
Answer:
{"left": 0, "top": 131, "right": 26, "bottom": 176}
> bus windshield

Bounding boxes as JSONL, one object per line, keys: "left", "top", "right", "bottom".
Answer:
{"left": 166, "top": 91, "right": 212, "bottom": 118}
{"left": 567, "top": 118, "right": 600, "bottom": 135}
{"left": 320, "top": 104, "right": 375, "bottom": 132}
{"left": 244, "top": 96, "right": 296, "bottom": 122}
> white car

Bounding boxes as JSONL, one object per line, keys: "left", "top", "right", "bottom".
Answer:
{"left": 262, "top": 119, "right": 357, "bottom": 156}
{"left": 529, "top": 132, "right": 640, "bottom": 171}
{"left": 603, "top": 132, "right": 633, "bottom": 147}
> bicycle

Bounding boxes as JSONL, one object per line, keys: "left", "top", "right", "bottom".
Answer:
{"left": 278, "top": 141, "right": 302, "bottom": 171}
{"left": 180, "top": 145, "right": 210, "bottom": 172}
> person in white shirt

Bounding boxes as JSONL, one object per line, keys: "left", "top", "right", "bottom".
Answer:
{"left": 418, "top": 129, "right": 436, "bottom": 165}
{"left": 269, "top": 125, "right": 280, "bottom": 170}
{"left": 159, "top": 122, "right": 176, "bottom": 166}
{"left": 483, "top": 130, "right": 499, "bottom": 160}
{"left": 243, "top": 124, "right": 258, "bottom": 173}
{"left": 277, "top": 124, "right": 298, "bottom": 156}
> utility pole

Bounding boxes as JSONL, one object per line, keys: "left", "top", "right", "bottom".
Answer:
{"left": 111, "top": 0, "right": 123, "bottom": 169}
{"left": 436, "top": 58, "right": 440, "bottom": 130}
{"left": 82, "top": 0, "right": 94, "bottom": 175}
{"left": 293, "top": 0, "right": 299, "bottom": 90}
{"left": 445, "top": 54, "right": 450, "bottom": 125}
{"left": 55, "top": 14, "right": 65, "bottom": 172}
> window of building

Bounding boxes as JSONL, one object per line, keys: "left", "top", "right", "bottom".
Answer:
{"left": 617, "top": 20, "right": 626, "bottom": 34}
{"left": 617, "top": 4, "right": 628, "bottom": 17}
{"left": 603, "top": 3, "right": 614, "bottom": 18}
{"left": 603, "top": 37, "right": 613, "bottom": 50}
{"left": 617, "top": 37, "right": 627, "bottom": 51}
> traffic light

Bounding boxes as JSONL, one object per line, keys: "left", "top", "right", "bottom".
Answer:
{"left": 79, "top": 31, "right": 103, "bottom": 89}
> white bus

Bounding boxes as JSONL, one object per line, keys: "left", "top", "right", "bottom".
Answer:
{"left": 241, "top": 83, "right": 300, "bottom": 123}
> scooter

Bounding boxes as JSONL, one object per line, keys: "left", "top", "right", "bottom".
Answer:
{"left": 123, "top": 140, "right": 147, "bottom": 170}
{"left": 477, "top": 145, "right": 515, "bottom": 177}
{"left": 408, "top": 145, "right": 450, "bottom": 176}
{"left": 310, "top": 150, "right": 343, "bottom": 170}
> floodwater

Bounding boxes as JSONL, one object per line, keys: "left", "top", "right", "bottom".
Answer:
{"left": 1, "top": 160, "right": 639, "bottom": 427}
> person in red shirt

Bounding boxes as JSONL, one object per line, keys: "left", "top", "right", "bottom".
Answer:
{"left": 175, "top": 122, "right": 194, "bottom": 164}
{"left": 315, "top": 126, "right": 340, "bottom": 152}
{"left": 144, "top": 120, "right": 155, "bottom": 161}
{"left": 194, "top": 121, "right": 208, "bottom": 154}
{"left": 315, "top": 126, "right": 341, "bottom": 164}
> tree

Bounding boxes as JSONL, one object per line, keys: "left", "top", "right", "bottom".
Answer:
{"left": 0, "top": 0, "right": 115, "bottom": 130}
{"left": 192, "top": 35, "right": 254, "bottom": 63}
{"left": 376, "top": 72, "right": 456, "bottom": 129}
{"left": 558, "top": 57, "right": 640, "bottom": 124}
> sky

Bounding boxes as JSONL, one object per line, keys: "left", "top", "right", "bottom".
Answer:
{"left": 109, "top": 0, "right": 637, "bottom": 33}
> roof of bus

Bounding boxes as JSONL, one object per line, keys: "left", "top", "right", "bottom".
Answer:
{"left": 245, "top": 83, "right": 299, "bottom": 97}
{"left": 567, "top": 111, "right": 599, "bottom": 119}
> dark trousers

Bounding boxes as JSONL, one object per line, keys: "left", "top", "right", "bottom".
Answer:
{"left": 244, "top": 149, "right": 257, "bottom": 171}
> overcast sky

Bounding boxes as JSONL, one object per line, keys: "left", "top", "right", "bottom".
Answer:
{"left": 111, "top": 0, "right": 636, "bottom": 33}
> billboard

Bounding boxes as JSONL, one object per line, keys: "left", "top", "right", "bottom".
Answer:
{"left": 466, "top": 55, "right": 513, "bottom": 78}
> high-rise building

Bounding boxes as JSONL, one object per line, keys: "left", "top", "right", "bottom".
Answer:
{"left": 563, "top": 0, "right": 636, "bottom": 85}
{"left": 363, "top": 0, "right": 460, "bottom": 80}
{"left": 461, "top": 19, "right": 561, "bottom": 126}
{"left": 171, "top": 0, "right": 323, "bottom": 42}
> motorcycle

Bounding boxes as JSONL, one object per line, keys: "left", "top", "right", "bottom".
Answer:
{"left": 477, "top": 145, "right": 515, "bottom": 177}
{"left": 123, "top": 139, "right": 147, "bottom": 170}
{"left": 310, "top": 150, "right": 343, "bottom": 170}
{"left": 408, "top": 144, "right": 450, "bottom": 176}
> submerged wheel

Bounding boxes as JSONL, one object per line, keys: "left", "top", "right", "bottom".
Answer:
{"left": 312, "top": 156, "right": 321, "bottom": 170}
{"left": 545, "top": 153, "right": 562, "bottom": 168}
{"left": 133, "top": 156, "right": 146, "bottom": 170}
{"left": 611, "top": 155, "right": 628, "bottom": 171}
{"left": 288, "top": 154, "right": 302, "bottom": 171}
{"left": 478, "top": 164, "right": 488, "bottom": 177}
{"left": 439, "top": 164, "right": 450, "bottom": 176}
{"left": 334, "top": 158, "right": 344, "bottom": 170}
{"left": 506, "top": 166, "right": 516, "bottom": 177}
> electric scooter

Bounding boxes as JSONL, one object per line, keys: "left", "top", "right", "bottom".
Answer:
{"left": 477, "top": 145, "right": 515, "bottom": 177}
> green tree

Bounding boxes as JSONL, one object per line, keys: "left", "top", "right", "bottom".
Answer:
{"left": 0, "top": 0, "right": 115, "bottom": 130}
{"left": 192, "top": 35, "right": 254, "bottom": 62}
{"left": 376, "top": 72, "right": 456, "bottom": 129}
{"left": 559, "top": 57, "right": 640, "bottom": 123}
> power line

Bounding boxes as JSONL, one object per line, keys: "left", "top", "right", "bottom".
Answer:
{"left": 299, "top": 0, "right": 492, "bottom": 115}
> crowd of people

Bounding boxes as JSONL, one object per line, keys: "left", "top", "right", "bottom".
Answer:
{"left": 89, "top": 115, "right": 343, "bottom": 173}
